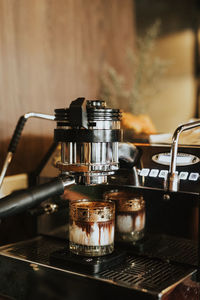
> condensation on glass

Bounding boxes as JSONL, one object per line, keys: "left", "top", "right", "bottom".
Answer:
{"left": 69, "top": 199, "right": 115, "bottom": 256}
{"left": 104, "top": 190, "right": 145, "bottom": 243}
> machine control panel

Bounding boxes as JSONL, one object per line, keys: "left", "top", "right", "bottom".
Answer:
{"left": 135, "top": 143, "right": 200, "bottom": 192}
{"left": 138, "top": 168, "right": 199, "bottom": 181}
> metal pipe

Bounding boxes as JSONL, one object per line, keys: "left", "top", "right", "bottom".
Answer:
{"left": 24, "top": 112, "right": 55, "bottom": 120}
{"left": 0, "top": 112, "right": 55, "bottom": 189}
{"left": 167, "top": 120, "right": 200, "bottom": 191}
{"left": 0, "top": 152, "right": 13, "bottom": 190}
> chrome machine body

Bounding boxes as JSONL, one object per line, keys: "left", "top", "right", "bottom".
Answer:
{"left": 54, "top": 98, "right": 122, "bottom": 185}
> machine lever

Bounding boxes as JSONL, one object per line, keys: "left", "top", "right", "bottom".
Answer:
{"left": 0, "top": 176, "right": 75, "bottom": 218}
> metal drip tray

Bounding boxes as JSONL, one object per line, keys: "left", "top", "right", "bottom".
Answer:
{"left": 0, "top": 236, "right": 196, "bottom": 300}
{"left": 99, "top": 256, "right": 191, "bottom": 292}
{"left": 124, "top": 234, "right": 198, "bottom": 267}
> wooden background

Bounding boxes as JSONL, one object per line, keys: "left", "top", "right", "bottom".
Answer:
{"left": 0, "top": 0, "right": 135, "bottom": 175}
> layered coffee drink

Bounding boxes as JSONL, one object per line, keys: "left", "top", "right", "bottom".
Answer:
{"left": 69, "top": 200, "right": 115, "bottom": 256}
{"left": 104, "top": 190, "right": 145, "bottom": 242}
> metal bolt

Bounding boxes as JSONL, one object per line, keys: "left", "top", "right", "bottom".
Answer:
{"left": 163, "top": 194, "right": 170, "bottom": 201}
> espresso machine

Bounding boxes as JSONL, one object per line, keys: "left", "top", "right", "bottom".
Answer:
{"left": 0, "top": 98, "right": 199, "bottom": 300}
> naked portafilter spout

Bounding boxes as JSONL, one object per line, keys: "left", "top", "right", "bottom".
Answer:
{"left": 0, "top": 98, "right": 122, "bottom": 218}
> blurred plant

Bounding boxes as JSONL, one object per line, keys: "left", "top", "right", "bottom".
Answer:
{"left": 100, "top": 20, "right": 171, "bottom": 115}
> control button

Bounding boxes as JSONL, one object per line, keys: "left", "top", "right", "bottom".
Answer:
{"left": 139, "top": 168, "right": 150, "bottom": 176}
{"left": 179, "top": 172, "right": 188, "bottom": 180}
{"left": 189, "top": 173, "right": 199, "bottom": 181}
{"left": 159, "top": 170, "right": 168, "bottom": 178}
{"left": 149, "top": 169, "right": 159, "bottom": 177}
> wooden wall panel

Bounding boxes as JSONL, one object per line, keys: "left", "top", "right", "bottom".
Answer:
{"left": 0, "top": 0, "right": 135, "bottom": 175}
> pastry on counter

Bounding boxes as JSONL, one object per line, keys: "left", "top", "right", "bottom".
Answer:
{"left": 122, "top": 112, "right": 156, "bottom": 135}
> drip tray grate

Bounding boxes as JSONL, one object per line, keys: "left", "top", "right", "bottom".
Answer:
{"left": 98, "top": 255, "right": 193, "bottom": 292}
{"left": 0, "top": 235, "right": 195, "bottom": 297}
{"left": 125, "top": 234, "right": 198, "bottom": 267}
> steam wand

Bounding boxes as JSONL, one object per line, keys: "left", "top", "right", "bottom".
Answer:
{"left": 0, "top": 112, "right": 55, "bottom": 189}
{"left": 165, "top": 120, "right": 200, "bottom": 192}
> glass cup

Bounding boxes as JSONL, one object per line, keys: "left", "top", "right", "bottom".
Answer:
{"left": 69, "top": 199, "right": 115, "bottom": 256}
{"left": 104, "top": 190, "right": 145, "bottom": 243}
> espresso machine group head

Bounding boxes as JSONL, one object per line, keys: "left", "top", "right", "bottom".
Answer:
{"left": 54, "top": 97, "right": 122, "bottom": 185}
